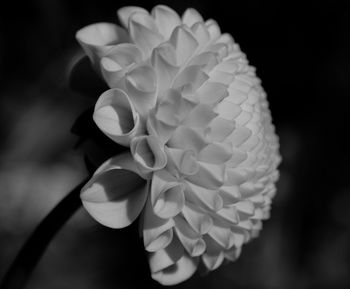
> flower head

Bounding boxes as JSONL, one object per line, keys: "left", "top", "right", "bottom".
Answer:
{"left": 77, "top": 5, "right": 281, "bottom": 285}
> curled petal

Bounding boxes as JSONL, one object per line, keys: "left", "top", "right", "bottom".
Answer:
{"left": 81, "top": 152, "right": 147, "bottom": 228}
{"left": 100, "top": 44, "right": 143, "bottom": 87}
{"left": 202, "top": 235, "right": 225, "bottom": 271}
{"left": 191, "top": 22, "right": 211, "bottom": 48}
{"left": 152, "top": 253, "right": 198, "bottom": 285}
{"left": 224, "top": 246, "right": 242, "bottom": 262}
{"left": 151, "top": 170, "right": 185, "bottom": 219}
{"left": 216, "top": 99, "right": 242, "bottom": 120}
{"left": 205, "top": 19, "right": 221, "bottom": 42}
{"left": 152, "top": 5, "right": 182, "bottom": 39}
{"left": 117, "top": 6, "right": 148, "bottom": 28}
{"left": 174, "top": 216, "right": 206, "bottom": 256}
{"left": 76, "top": 23, "right": 129, "bottom": 68}
{"left": 151, "top": 44, "right": 179, "bottom": 93}
{"left": 128, "top": 11, "right": 163, "bottom": 56}
{"left": 205, "top": 117, "right": 236, "bottom": 142}
{"left": 188, "top": 51, "right": 218, "bottom": 72}
{"left": 219, "top": 185, "right": 241, "bottom": 204}
{"left": 182, "top": 203, "right": 213, "bottom": 234}
{"left": 157, "top": 89, "right": 198, "bottom": 123}
{"left": 130, "top": 135, "right": 167, "bottom": 173}
{"left": 182, "top": 8, "right": 204, "bottom": 27}
{"left": 228, "top": 126, "right": 252, "bottom": 147}
{"left": 166, "top": 147, "right": 199, "bottom": 176}
{"left": 186, "top": 161, "right": 225, "bottom": 189}
{"left": 225, "top": 168, "right": 251, "bottom": 186}
{"left": 208, "top": 70, "right": 235, "bottom": 85}
{"left": 216, "top": 206, "right": 240, "bottom": 225}
{"left": 207, "top": 222, "right": 235, "bottom": 249}
{"left": 183, "top": 103, "right": 218, "bottom": 128}
{"left": 147, "top": 112, "right": 174, "bottom": 144}
{"left": 185, "top": 181, "right": 223, "bottom": 211}
{"left": 197, "top": 81, "right": 228, "bottom": 106}
{"left": 168, "top": 126, "right": 207, "bottom": 154}
{"left": 234, "top": 200, "right": 255, "bottom": 218}
{"left": 198, "top": 142, "right": 233, "bottom": 164}
{"left": 170, "top": 26, "right": 198, "bottom": 66}
{"left": 93, "top": 88, "right": 142, "bottom": 146}
{"left": 148, "top": 234, "right": 184, "bottom": 273}
{"left": 125, "top": 64, "right": 157, "bottom": 116}
{"left": 155, "top": 89, "right": 183, "bottom": 126}
{"left": 143, "top": 196, "right": 175, "bottom": 252}
{"left": 172, "top": 65, "right": 209, "bottom": 93}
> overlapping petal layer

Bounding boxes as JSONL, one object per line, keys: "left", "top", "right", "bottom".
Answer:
{"left": 78, "top": 5, "right": 281, "bottom": 285}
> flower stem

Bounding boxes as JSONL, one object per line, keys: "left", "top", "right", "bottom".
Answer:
{"left": 0, "top": 177, "right": 89, "bottom": 289}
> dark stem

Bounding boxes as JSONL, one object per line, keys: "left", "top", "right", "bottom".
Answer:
{"left": 0, "top": 177, "right": 89, "bottom": 289}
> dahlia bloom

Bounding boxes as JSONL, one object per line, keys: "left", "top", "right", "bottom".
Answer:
{"left": 76, "top": 5, "right": 281, "bottom": 285}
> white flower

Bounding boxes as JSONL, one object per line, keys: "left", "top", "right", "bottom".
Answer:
{"left": 77, "top": 5, "right": 281, "bottom": 285}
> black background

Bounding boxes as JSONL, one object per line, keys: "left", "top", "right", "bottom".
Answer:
{"left": 0, "top": 1, "right": 350, "bottom": 289}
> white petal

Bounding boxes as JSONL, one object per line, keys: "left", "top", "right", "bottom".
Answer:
{"left": 151, "top": 44, "right": 179, "bottom": 93}
{"left": 183, "top": 103, "right": 218, "bottom": 128}
{"left": 227, "top": 148, "right": 248, "bottom": 168}
{"left": 182, "top": 8, "right": 204, "bottom": 27}
{"left": 100, "top": 43, "right": 143, "bottom": 87}
{"left": 151, "top": 170, "right": 185, "bottom": 219}
{"left": 143, "top": 196, "right": 175, "bottom": 252}
{"left": 81, "top": 152, "right": 147, "bottom": 228}
{"left": 216, "top": 100, "right": 242, "bottom": 120}
{"left": 230, "top": 227, "right": 248, "bottom": 247}
{"left": 190, "top": 22, "right": 211, "bottom": 48}
{"left": 224, "top": 246, "right": 242, "bottom": 262}
{"left": 205, "top": 117, "right": 235, "bottom": 142}
{"left": 202, "top": 235, "right": 225, "bottom": 270}
{"left": 168, "top": 126, "right": 207, "bottom": 154}
{"left": 76, "top": 23, "right": 129, "bottom": 68}
{"left": 155, "top": 89, "right": 183, "bottom": 126}
{"left": 227, "top": 85, "right": 248, "bottom": 104}
{"left": 166, "top": 147, "right": 199, "bottom": 176}
{"left": 208, "top": 70, "right": 235, "bottom": 85}
{"left": 170, "top": 26, "right": 198, "bottom": 66}
{"left": 216, "top": 206, "right": 240, "bottom": 225}
{"left": 228, "top": 126, "right": 252, "bottom": 147}
{"left": 182, "top": 203, "right": 213, "bottom": 234}
{"left": 117, "top": 6, "right": 148, "bottom": 28}
{"left": 148, "top": 234, "right": 184, "bottom": 273}
{"left": 189, "top": 52, "right": 218, "bottom": 74}
{"left": 234, "top": 200, "right": 255, "bottom": 217}
{"left": 207, "top": 223, "right": 235, "bottom": 249}
{"left": 172, "top": 65, "right": 209, "bottom": 93}
{"left": 146, "top": 112, "right": 174, "bottom": 144}
{"left": 185, "top": 181, "right": 223, "bottom": 211}
{"left": 151, "top": 254, "right": 198, "bottom": 285}
{"left": 225, "top": 168, "right": 251, "bottom": 186}
{"left": 93, "top": 88, "right": 142, "bottom": 146}
{"left": 129, "top": 12, "right": 163, "bottom": 56}
{"left": 125, "top": 64, "right": 157, "bottom": 116}
{"left": 130, "top": 135, "right": 167, "bottom": 173}
{"left": 186, "top": 161, "right": 225, "bottom": 189}
{"left": 198, "top": 142, "right": 233, "bottom": 164}
{"left": 174, "top": 216, "right": 206, "bottom": 256}
{"left": 219, "top": 185, "right": 241, "bottom": 204}
{"left": 197, "top": 81, "right": 228, "bottom": 106}
{"left": 205, "top": 19, "right": 221, "bottom": 42}
{"left": 152, "top": 5, "right": 182, "bottom": 39}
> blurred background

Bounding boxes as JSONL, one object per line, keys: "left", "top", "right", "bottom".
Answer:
{"left": 1, "top": 0, "right": 350, "bottom": 288}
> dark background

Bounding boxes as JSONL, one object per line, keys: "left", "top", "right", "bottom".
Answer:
{"left": 1, "top": 0, "right": 350, "bottom": 288}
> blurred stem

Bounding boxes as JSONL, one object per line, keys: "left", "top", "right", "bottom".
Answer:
{"left": 0, "top": 177, "right": 89, "bottom": 289}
